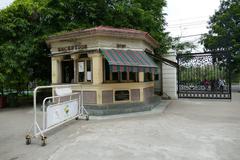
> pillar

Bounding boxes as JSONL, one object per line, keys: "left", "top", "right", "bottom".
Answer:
{"left": 51, "top": 56, "right": 63, "bottom": 84}
{"left": 162, "top": 53, "right": 178, "bottom": 99}
{"left": 138, "top": 72, "right": 144, "bottom": 102}
{"left": 139, "top": 72, "right": 144, "bottom": 82}
{"left": 89, "top": 53, "right": 103, "bottom": 85}
{"left": 89, "top": 53, "right": 103, "bottom": 104}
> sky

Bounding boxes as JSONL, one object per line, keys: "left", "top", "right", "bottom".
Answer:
{"left": 165, "top": 0, "right": 220, "bottom": 37}
{"left": 0, "top": 0, "right": 220, "bottom": 51}
{"left": 164, "top": 0, "right": 220, "bottom": 51}
{"left": 0, "top": 0, "right": 13, "bottom": 9}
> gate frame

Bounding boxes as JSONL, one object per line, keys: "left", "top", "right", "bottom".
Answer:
{"left": 25, "top": 84, "right": 89, "bottom": 146}
{"left": 177, "top": 51, "right": 232, "bottom": 99}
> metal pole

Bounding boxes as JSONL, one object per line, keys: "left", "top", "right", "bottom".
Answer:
{"left": 32, "top": 84, "right": 82, "bottom": 137}
{"left": 177, "top": 56, "right": 180, "bottom": 97}
{"left": 33, "top": 88, "right": 37, "bottom": 136}
{"left": 42, "top": 101, "right": 45, "bottom": 130}
{"left": 81, "top": 85, "right": 83, "bottom": 107}
{"left": 228, "top": 53, "right": 232, "bottom": 99}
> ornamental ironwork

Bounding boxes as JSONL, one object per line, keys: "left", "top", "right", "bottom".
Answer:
{"left": 177, "top": 51, "right": 231, "bottom": 99}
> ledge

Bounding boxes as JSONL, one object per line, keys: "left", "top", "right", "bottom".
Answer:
{"left": 85, "top": 96, "right": 166, "bottom": 116}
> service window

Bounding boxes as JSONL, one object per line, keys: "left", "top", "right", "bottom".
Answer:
{"left": 155, "top": 74, "right": 159, "bottom": 80}
{"left": 86, "top": 60, "right": 92, "bottom": 82}
{"left": 112, "top": 72, "right": 119, "bottom": 81}
{"left": 78, "top": 59, "right": 92, "bottom": 83}
{"left": 104, "top": 60, "right": 110, "bottom": 81}
{"left": 104, "top": 59, "right": 138, "bottom": 82}
{"left": 129, "top": 72, "right": 137, "bottom": 81}
{"left": 115, "top": 90, "right": 129, "bottom": 101}
{"left": 78, "top": 61, "right": 85, "bottom": 82}
{"left": 144, "top": 72, "right": 153, "bottom": 82}
{"left": 121, "top": 72, "right": 127, "bottom": 81}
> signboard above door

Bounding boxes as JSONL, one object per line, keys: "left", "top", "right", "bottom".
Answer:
{"left": 58, "top": 44, "right": 87, "bottom": 52}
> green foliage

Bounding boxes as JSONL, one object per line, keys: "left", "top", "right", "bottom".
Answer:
{"left": 180, "top": 66, "right": 226, "bottom": 83}
{"left": 171, "top": 37, "right": 196, "bottom": 54}
{"left": 232, "top": 72, "right": 240, "bottom": 83}
{"left": 0, "top": 1, "right": 51, "bottom": 88}
{"left": 0, "top": 0, "right": 169, "bottom": 92}
{"left": 202, "top": 0, "right": 240, "bottom": 73}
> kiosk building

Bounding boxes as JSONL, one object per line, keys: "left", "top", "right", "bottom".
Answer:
{"left": 47, "top": 26, "right": 161, "bottom": 105}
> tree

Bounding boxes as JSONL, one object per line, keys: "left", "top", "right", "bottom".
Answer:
{"left": 202, "top": 0, "right": 240, "bottom": 73}
{"left": 171, "top": 37, "right": 196, "bottom": 54}
{"left": 0, "top": 2, "right": 51, "bottom": 92}
{"left": 0, "top": 0, "right": 169, "bottom": 93}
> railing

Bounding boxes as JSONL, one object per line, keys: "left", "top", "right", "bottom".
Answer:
{"left": 25, "top": 84, "right": 89, "bottom": 146}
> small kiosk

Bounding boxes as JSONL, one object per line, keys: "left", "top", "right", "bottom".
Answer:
{"left": 47, "top": 26, "right": 160, "bottom": 106}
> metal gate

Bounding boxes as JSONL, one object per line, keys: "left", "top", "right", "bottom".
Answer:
{"left": 177, "top": 51, "right": 231, "bottom": 99}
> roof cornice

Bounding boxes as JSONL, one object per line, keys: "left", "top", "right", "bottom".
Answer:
{"left": 46, "top": 26, "right": 160, "bottom": 48}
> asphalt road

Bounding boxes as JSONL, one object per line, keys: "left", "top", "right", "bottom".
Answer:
{"left": 0, "top": 93, "right": 240, "bottom": 160}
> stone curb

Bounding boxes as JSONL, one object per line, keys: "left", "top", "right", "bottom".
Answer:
{"left": 89, "top": 100, "right": 172, "bottom": 120}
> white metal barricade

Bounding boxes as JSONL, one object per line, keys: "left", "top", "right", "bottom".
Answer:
{"left": 25, "top": 84, "right": 89, "bottom": 146}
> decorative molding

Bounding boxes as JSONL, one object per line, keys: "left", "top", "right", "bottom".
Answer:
{"left": 46, "top": 26, "right": 160, "bottom": 49}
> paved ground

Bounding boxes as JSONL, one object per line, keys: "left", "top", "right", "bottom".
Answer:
{"left": 0, "top": 93, "right": 240, "bottom": 160}
{"left": 232, "top": 84, "right": 240, "bottom": 92}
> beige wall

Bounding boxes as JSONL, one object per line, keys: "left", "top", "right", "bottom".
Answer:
{"left": 97, "top": 36, "right": 154, "bottom": 52}
{"left": 50, "top": 37, "right": 98, "bottom": 53}
{"left": 50, "top": 34, "right": 157, "bottom": 105}
{"left": 50, "top": 36, "right": 154, "bottom": 54}
{"left": 162, "top": 54, "right": 178, "bottom": 99}
{"left": 70, "top": 82, "right": 154, "bottom": 104}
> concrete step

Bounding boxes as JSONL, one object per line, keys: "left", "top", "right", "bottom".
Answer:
{"left": 85, "top": 96, "right": 164, "bottom": 116}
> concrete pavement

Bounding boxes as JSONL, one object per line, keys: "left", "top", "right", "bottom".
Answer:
{"left": 0, "top": 93, "right": 240, "bottom": 160}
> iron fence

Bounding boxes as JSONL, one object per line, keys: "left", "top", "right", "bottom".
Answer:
{"left": 177, "top": 51, "right": 231, "bottom": 99}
